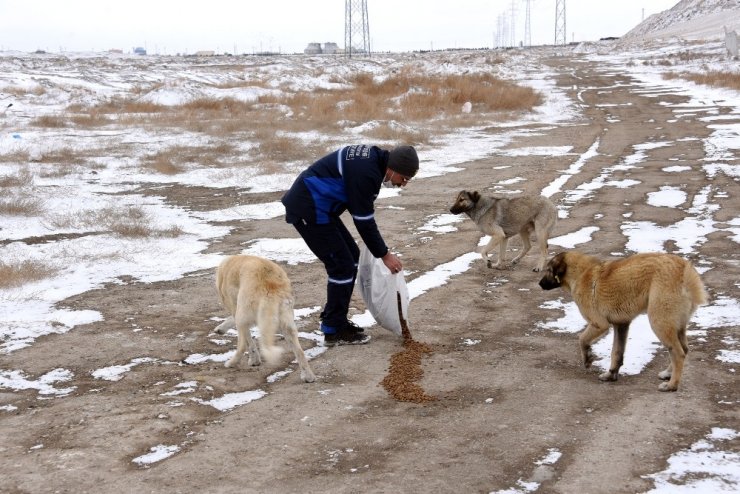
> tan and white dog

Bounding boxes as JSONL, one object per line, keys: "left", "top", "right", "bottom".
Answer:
{"left": 214, "top": 255, "right": 315, "bottom": 383}
{"left": 539, "top": 251, "right": 707, "bottom": 391}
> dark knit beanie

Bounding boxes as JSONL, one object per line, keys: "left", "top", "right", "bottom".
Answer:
{"left": 388, "top": 145, "right": 419, "bottom": 178}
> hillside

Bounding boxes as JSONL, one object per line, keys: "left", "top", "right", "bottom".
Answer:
{"left": 621, "top": 0, "right": 740, "bottom": 42}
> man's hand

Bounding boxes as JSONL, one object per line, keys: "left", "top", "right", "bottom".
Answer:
{"left": 382, "top": 251, "right": 403, "bottom": 274}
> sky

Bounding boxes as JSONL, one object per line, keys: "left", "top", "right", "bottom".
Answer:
{"left": 0, "top": 0, "right": 680, "bottom": 54}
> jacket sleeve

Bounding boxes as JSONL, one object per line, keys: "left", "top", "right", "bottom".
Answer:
{"left": 344, "top": 148, "right": 389, "bottom": 258}
{"left": 354, "top": 216, "right": 388, "bottom": 259}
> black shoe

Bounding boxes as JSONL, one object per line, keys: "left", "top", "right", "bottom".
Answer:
{"left": 324, "top": 328, "right": 371, "bottom": 347}
{"left": 344, "top": 319, "right": 365, "bottom": 333}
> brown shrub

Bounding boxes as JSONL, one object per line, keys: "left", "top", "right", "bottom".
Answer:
{"left": 38, "top": 146, "right": 85, "bottom": 165}
{"left": 103, "top": 206, "right": 152, "bottom": 237}
{"left": 148, "top": 155, "right": 181, "bottom": 174}
{"left": 664, "top": 70, "right": 740, "bottom": 91}
{"left": 71, "top": 65, "right": 542, "bottom": 160}
{"left": 143, "top": 143, "right": 238, "bottom": 173}
{"left": 94, "top": 98, "right": 167, "bottom": 114}
{"left": 363, "top": 123, "right": 430, "bottom": 146}
{"left": 70, "top": 112, "right": 113, "bottom": 127}
{"left": 0, "top": 196, "right": 43, "bottom": 216}
{"left": 0, "top": 150, "right": 30, "bottom": 164}
{"left": 0, "top": 169, "right": 33, "bottom": 188}
{"left": 1, "top": 85, "right": 46, "bottom": 97}
{"left": 31, "top": 115, "right": 68, "bottom": 128}
{"left": 0, "top": 260, "right": 57, "bottom": 288}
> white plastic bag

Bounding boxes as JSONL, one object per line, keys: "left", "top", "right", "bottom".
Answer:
{"left": 357, "top": 244, "right": 409, "bottom": 336}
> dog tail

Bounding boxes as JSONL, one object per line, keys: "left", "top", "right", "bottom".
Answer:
{"left": 683, "top": 261, "right": 708, "bottom": 311}
{"left": 256, "top": 295, "right": 287, "bottom": 364}
{"left": 215, "top": 256, "right": 237, "bottom": 315}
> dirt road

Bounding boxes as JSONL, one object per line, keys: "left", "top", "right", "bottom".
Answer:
{"left": 2, "top": 49, "right": 738, "bottom": 493}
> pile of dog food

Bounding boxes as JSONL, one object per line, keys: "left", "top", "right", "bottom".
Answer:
{"left": 380, "top": 295, "right": 436, "bottom": 403}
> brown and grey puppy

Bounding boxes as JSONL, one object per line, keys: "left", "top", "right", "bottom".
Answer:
{"left": 449, "top": 190, "right": 557, "bottom": 271}
{"left": 539, "top": 251, "right": 708, "bottom": 391}
{"left": 214, "top": 255, "right": 316, "bottom": 383}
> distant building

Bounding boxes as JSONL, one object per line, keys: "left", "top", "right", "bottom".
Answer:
{"left": 133, "top": 47, "right": 147, "bottom": 55}
{"left": 303, "top": 42, "right": 341, "bottom": 55}
{"left": 195, "top": 50, "right": 215, "bottom": 56}
{"left": 108, "top": 49, "right": 123, "bottom": 54}
{"left": 323, "top": 42, "right": 340, "bottom": 54}
{"left": 304, "top": 42, "right": 322, "bottom": 55}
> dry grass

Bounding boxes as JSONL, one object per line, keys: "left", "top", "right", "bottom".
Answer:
{"left": 0, "top": 169, "right": 33, "bottom": 188}
{"left": 212, "top": 79, "right": 272, "bottom": 89}
{"left": 252, "top": 129, "right": 302, "bottom": 161}
{"left": 0, "top": 259, "right": 58, "bottom": 288}
{"left": 0, "top": 170, "right": 38, "bottom": 216}
{"left": 362, "top": 123, "right": 430, "bottom": 146}
{"left": 0, "top": 150, "right": 30, "bottom": 164}
{"left": 103, "top": 205, "right": 152, "bottom": 237}
{"left": 1, "top": 85, "right": 46, "bottom": 97}
{"left": 142, "top": 143, "right": 237, "bottom": 174}
{"left": 46, "top": 204, "right": 183, "bottom": 238}
{"left": 182, "top": 97, "right": 254, "bottom": 114}
{"left": 265, "top": 70, "right": 542, "bottom": 124}
{"left": 60, "top": 62, "right": 542, "bottom": 169}
{"left": 80, "top": 66, "right": 539, "bottom": 129}
{"left": 93, "top": 98, "right": 168, "bottom": 114}
{"left": 663, "top": 70, "right": 740, "bottom": 91}
{"left": 69, "top": 112, "right": 114, "bottom": 127}
{"left": 31, "top": 115, "right": 69, "bottom": 128}
{"left": 0, "top": 196, "right": 43, "bottom": 216}
{"left": 35, "top": 146, "right": 86, "bottom": 165}
{"left": 95, "top": 205, "right": 184, "bottom": 238}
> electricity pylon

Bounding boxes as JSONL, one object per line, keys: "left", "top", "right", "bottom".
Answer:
{"left": 524, "top": 0, "right": 532, "bottom": 47}
{"left": 345, "top": 0, "right": 371, "bottom": 58}
{"left": 554, "top": 0, "right": 566, "bottom": 45}
{"left": 510, "top": 0, "right": 517, "bottom": 47}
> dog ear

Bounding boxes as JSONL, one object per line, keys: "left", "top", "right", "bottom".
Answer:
{"left": 470, "top": 190, "right": 481, "bottom": 203}
{"left": 552, "top": 252, "right": 567, "bottom": 281}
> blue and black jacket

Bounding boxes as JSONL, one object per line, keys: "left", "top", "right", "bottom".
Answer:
{"left": 281, "top": 145, "right": 389, "bottom": 258}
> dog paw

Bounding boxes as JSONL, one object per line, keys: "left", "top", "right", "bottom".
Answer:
{"left": 224, "top": 359, "right": 237, "bottom": 368}
{"left": 658, "top": 382, "right": 678, "bottom": 392}
{"left": 599, "top": 371, "right": 618, "bottom": 382}
{"left": 532, "top": 266, "right": 542, "bottom": 272}
{"left": 301, "top": 370, "right": 316, "bottom": 383}
{"left": 658, "top": 370, "right": 672, "bottom": 380}
{"left": 582, "top": 350, "right": 595, "bottom": 368}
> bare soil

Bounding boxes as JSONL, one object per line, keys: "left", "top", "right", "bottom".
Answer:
{"left": 1, "top": 50, "right": 738, "bottom": 494}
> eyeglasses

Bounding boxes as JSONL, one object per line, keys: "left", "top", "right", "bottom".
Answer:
{"left": 391, "top": 171, "right": 411, "bottom": 184}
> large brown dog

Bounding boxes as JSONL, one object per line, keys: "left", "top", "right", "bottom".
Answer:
{"left": 539, "top": 251, "right": 707, "bottom": 391}
{"left": 449, "top": 190, "right": 557, "bottom": 271}
{"left": 214, "top": 255, "right": 316, "bottom": 383}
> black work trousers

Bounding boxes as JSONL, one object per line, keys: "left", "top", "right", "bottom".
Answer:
{"left": 292, "top": 216, "right": 360, "bottom": 334}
